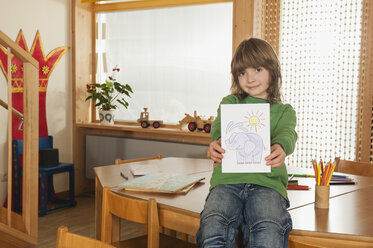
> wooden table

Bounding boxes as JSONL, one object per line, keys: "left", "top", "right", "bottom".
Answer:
{"left": 94, "top": 157, "right": 373, "bottom": 245}
{"left": 74, "top": 123, "right": 211, "bottom": 195}
{"left": 94, "top": 157, "right": 213, "bottom": 239}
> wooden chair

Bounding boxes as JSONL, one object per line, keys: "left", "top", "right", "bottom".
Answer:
{"left": 56, "top": 226, "right": 115, "bottom": 248}
{"left": 115, "top": 154, "right": 178, "bottom": 238}
{"left": 334, "top": 157, "right": 373, "bottom": 177}
{"left": 101, "top": 187, "right": 196, "bottom": 248}
{"left": 115, "top": 154, "right": 162, "bottom": 166}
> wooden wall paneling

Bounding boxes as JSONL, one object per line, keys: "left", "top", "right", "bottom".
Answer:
{"left": 262, "top": 0, "right": 280, "bottom": 54}
{"left": 94, "top": 0, "right": 232, "bottom": 13}
{"left": 6, "top": 48, "right": 12, "bottom": 227}
{"left": 72, "top": 0, "right": 93, "bottom": 125}
{"left": 356, "top": 0, "right": 373, "bottom": 162}
{"left": 232, "top": 0, "right": 254, "bottom": 53}
{"left": 73, "top": 0, "right": 94, "bottom": 195}
{"left": 91, "top": 11, "right": 97, "bottom": 123}
{"left": 21, "top": 62, "right": 39, "bottom": 242}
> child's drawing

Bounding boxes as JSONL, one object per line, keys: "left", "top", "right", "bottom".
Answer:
{"left": 244, "top": 111, "right": 266, "bottom": 132}
{"left": 221, "top": 104, "right": 270, "bottom": 173}
{"left": 225, "top": 132, "right": 263, "bottom": 164}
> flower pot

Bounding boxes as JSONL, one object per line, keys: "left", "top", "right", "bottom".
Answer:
{"left": 99, "top": 110, "right": 114, "bottom": 125}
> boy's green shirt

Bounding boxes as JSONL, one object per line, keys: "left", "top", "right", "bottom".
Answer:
{"left": 210, "top": 94, "right": 298, "bottom": 200}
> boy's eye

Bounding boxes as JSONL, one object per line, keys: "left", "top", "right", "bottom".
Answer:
{"left": 255, "top": 68, "right": 262, "bottom": 72}
{"left": 239, "top": 71, "right": 246, "bottom": 76}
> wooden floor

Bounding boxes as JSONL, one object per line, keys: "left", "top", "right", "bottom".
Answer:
{"left": 36, "top": 191, "right": 143, "bottom": 247}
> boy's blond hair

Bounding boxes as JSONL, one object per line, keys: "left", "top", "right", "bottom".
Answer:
{"left": 231, "top": 37, "right": 282, "bottom": 103}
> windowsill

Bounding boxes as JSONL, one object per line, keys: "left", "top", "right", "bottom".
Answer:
{"left": 75, "top": 122, "right": 211, "bottom": 145}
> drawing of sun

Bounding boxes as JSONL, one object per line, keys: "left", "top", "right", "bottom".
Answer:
{"left": 244, "top": 111, "right": 266, "bottom": 132}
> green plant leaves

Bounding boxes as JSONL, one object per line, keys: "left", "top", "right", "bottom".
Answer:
{"left": 85, "top": 73, "right": 133, "bottom": 110}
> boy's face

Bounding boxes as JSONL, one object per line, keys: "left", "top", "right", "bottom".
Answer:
{"left": 238, "top": 67, "right": 270, "bottom": 100}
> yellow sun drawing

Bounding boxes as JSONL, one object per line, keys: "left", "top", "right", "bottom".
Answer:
{"left": 244, "top": 111, "right": 265, "bottom": 132}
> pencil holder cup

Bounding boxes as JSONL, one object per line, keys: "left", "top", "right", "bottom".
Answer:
{"left": 315, "top": 185, "right": 330, "bottom": 209}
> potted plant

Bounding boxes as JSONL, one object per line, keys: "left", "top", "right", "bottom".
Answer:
{"left": 86, "top": 66, "right": 133, "bottom": 125}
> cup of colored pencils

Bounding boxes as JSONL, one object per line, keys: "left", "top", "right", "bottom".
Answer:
{"left": 312, "top": 159, "right": 336, "bottom": 208}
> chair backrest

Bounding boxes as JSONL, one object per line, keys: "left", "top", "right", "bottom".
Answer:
{"left": 158, "top": 207, "right": 200, "bottom": 237}
{"left": 101, "top": 187, "right": 159, "bottom": 247}
{"left": 13, "top": 135, "right": 53, "bottom": 156}
{"left": 114, "top": 153, "right": 162, "bottom": 166}
{"left": 335, "top": 157, "right": 373, "bottom": 177}
{"left": 56, "top": 226, "right": 115, "bottom": 248}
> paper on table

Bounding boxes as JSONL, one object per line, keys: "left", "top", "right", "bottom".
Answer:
{"left": 118, "top": 172, "right": 205, "bottom": 193}
{"left": 221, "top": 103, "right": 271, "bottom": 173}
{"left": 129, "top": 163, "right": 160, "bottom": 176}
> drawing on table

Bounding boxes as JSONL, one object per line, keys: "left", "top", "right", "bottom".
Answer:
{"left": 221, "top": 103, "right": 270, "bottom": 173}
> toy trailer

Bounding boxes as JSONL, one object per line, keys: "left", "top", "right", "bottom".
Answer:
{"left": 179, "top": 110, "right": 214, "bottom": 133}
{"left": 137, "top": 108, "right": 163, "bottom": 128}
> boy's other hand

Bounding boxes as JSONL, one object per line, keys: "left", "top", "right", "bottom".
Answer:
{"left": 265, "top": 144, "right": 286, "bottom": 167}
{"left": 209, "top": 138, "right": 225, "bottom": 163}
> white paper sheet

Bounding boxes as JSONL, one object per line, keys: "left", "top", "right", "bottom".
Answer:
{"left": 221, "top": 103, "right": 271, "bottom": 173}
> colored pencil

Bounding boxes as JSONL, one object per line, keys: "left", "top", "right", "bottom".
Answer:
{"left": 331, "top": 174, "right": 347, "bottom": 178}
{"left": 288, "top": 174, "right": 295, "bottom": 181}
{"left": 330, "top": 177, "right": 351, "bottom": 181}
{"left": 326, "top": 162, "right": 336, "bottom": 186}
{"left": 320, "top": 159, "right": 324, "bottom": 179}
{"left": 288, "top": 174, "right": 315, "bottom": 178}
{"left": 317, "top": 163, "right": 321, "bottom": 185}
{"left": 320, "top": 161, "right": 329, "bottom": 186}
{"left": 330, "top": 181, "right": 355, "bottom": 185}
{"left": 312, "top": 159, "right": 318, "bottom": 184}
{"left": 120, "top": 172, "right": 128, "bottom": 180}
{"left": 287, "top": 184, "right": 309, "bottom": 190}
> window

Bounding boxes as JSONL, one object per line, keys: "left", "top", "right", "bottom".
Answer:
{"left": 96, "top": 2, "right": 232, "bottom": 124}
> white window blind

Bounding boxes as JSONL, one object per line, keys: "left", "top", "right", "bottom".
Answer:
{"left": 96, "top": 3, "right": 232, "bottom": 124}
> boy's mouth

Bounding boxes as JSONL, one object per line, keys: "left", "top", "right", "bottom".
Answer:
{"left": 248, "top": 85, "right": 260, "bottom": 90}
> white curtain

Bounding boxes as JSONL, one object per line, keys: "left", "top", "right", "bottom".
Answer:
{"left": 279, "top": 0, "right": 363, "bottom": 167}
{"left": 96, "top": 3, "right": 232, "bottom": 124}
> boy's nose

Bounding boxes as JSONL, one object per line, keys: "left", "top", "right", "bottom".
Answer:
{"left": 247, "top": 73, "right": 255, "bottom": 82}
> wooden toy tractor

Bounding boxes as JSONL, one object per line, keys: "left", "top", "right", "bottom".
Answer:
{"left": 137, "top": 108, "right": 163, "bottom": 128}
{"left": 179, "top": 110, "right": 214, "bottom": 133}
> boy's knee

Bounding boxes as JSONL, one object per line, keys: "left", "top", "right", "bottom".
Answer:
{"left": 198, "top": 213, "right": 241, "bottom": 248}
{"left": 242, "top": 220, "right": 291, "bottom": 248}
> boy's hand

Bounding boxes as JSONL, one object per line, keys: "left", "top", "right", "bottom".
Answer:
{"left": 209, "top": 138, "right": 225, "bottom": 163}
{"left": 265, "top": 144, "right": 286, "bottom": 168}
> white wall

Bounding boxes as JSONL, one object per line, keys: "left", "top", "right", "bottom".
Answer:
{"left": 0, "top": 0, "right": 72, "bottom": 193}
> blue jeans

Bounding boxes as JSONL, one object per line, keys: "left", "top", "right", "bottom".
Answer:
{"left": 196, "top": 184, "right": 292, "bottom": 248}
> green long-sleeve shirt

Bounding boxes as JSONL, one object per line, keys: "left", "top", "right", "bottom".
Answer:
{"left": 210, "top": 94, "right": 298, "bottom": 199}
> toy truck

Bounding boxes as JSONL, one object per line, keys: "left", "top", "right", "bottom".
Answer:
{"left": 137, "top": 108, "right": 163, "bottom": 128}
{"left": 179, "top": 110, "right": 215, "bottom": 133}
